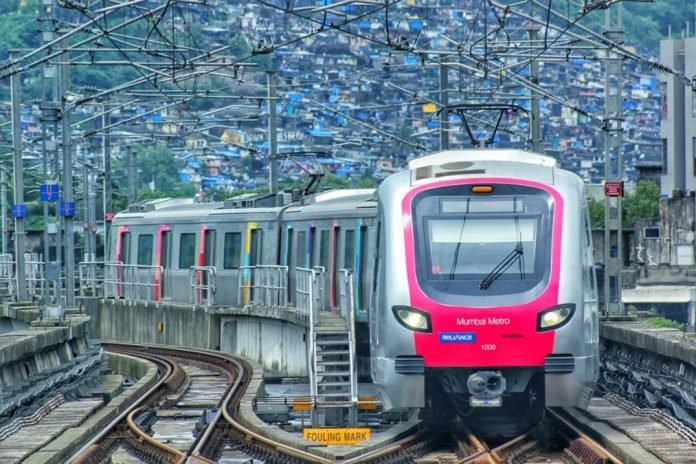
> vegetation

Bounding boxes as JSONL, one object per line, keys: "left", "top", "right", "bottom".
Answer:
{"left": 588, "top": 180, "right": 660, "bottom": 228}
{"left": 644, "top": 316, "right": 685, "bottom": 331}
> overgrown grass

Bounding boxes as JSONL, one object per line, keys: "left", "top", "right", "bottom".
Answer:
{"left": 644, "top": 317, "right": 684, "bottom": 331}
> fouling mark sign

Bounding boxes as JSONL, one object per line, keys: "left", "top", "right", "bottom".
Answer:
{"left": 303, "top": 428, "right": 371, "bottom": 445}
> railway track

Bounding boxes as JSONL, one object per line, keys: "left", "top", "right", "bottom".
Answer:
{"left": 333, "top": 409, "right": 622, "bottom": 464}
{"left": 66, "top": 343, "right": 334, "bottom": 464}
{"left": 0, "top": 344, "right": 693, "bottom": 464}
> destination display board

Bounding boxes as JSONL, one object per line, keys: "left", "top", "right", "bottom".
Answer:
{"left": 303, "top": 428, "right": 371, "bottom": 445}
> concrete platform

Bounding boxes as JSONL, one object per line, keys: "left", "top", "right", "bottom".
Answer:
{"left": 562, "top": 405, "right": 665, "bottom": 464}
{"left": 600, "top": 318, "right": 696, "bottom": 366}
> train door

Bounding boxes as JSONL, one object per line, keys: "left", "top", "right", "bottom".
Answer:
{"left": 357, "top": 224, "right": 369, "bottom": 319}
{"left": 115, "top": 227, "right": 130, "bottom": 298}
{"left": 197, "top": 226, "right": 216, "bottom": 304}
{"left": 343, "top": 228, "right": 356, "bottom": 315}
{"left": 242, "top": 223, "right": 262, "bottom": 305}
{"left": 136, "top": 233, "right": 154, "bottom": 300}
{"left": 155, "top": 225, "right": 171, "bottom": 301}
{"left": 285, "top": 227, "right": 295, "bottom": 304}
{"left": 318, "top": 228, "right": 331, "bottom": 311}
{"left": 331, "top": 225, "right": 340, "bottom": 311}
{"left": 175, "top": 230, "right": 197, "bottom": 302}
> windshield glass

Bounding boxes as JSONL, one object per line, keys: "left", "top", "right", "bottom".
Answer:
{"left": 428, "top": 217, "right": 537, "bottom": 279}
{"left": 412, "top": 184, "right": 553, "bottom": 303}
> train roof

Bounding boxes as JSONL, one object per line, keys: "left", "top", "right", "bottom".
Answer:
{"left": 284, "top": 189, "right": 376, "bottom": 217}
{"left": 407, "top": 149, "right": 558, "bottom": 185}
{"left": 409, "top": 149, "right": 557, "bottom": 171}
{"left": 112, "top": 188, "right": 377, "bottom": 223}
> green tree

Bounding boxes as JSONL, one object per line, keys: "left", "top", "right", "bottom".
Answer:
{"left": 588, "top": 197, "right": 605, "bottom": 228}
{"left": 587, "top": 180, "right": 660, "bottom": 229}
{"left": 623, "top": 180, "right": 660, "bottom": 227}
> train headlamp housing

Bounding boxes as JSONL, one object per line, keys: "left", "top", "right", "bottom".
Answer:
{"left": 392, "top": 305, "right": 432, "bottom": 333}
{"left": 537, "top": 304, "right": 575, "bottom": 331}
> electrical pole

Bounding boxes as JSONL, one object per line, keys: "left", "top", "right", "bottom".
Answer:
{"left": 529, "top": 27, "right": 541, "bottom": 153}
{"left": 603, "top": 4, "right": 624, "bottom": 315}
{"left": 10, "top": 50, "right": 26, "bottom": 301}
{"left": 40, "top": 0, "right": 60, "bottom": 310}
{"left": 128, "top": 146, "right": 137, "bottom": 205}
{"left": 439, "top": 61, "right": 449, "bottom": 151}
{"left": 61, "top": 37, "right": 75, "bottom": 307}
{"left": 103, "top": 97, "right": 112, "bottom": 241}
{"left": 1, "top": 163, "right": 6, "bottom": 255}
{"left": 267, "top": 71, "right": 278, "bottom": 193}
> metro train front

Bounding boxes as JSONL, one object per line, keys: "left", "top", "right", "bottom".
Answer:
{"left": 370, "top": 149, "right": 599, "bottom": 423}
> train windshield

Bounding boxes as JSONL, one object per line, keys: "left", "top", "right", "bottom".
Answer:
{"left": 412, "top": 184, "right": 553, "bottom": 303}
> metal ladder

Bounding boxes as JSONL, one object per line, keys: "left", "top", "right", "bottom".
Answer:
{"left": 310, "top": 311, "right": 358, "bottom": 426}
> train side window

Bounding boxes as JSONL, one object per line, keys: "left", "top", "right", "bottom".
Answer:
{"left": 204, "top": 230, "right": 216, "bottom": 267}
{"left": 250, "top": 229, "right": 263, "bottom": 266}
{"left": 372, "top": 220, "right": 381, "bottom": 294}
{"left": 286, "top": 228, "right": 294, "bottom": 268}
{"left": 121, "top": 233, "right": 131, "bottom": 265}
{"left": 359, "top": 225, "right": 369, "bottom": 311}
{"left": 296, "top": 231, "right": 307, "bottom": 268}
{"left": 308, "top": 227, "right": 316, "bottom": 267}
{"left": 179, "top": 233, "right": 196, "bottom": 269}
{"left": 344, "top": 230, "right": 355, "bottom": 271}
{"left": 223, "top": 232, "right": 242, "bottom": 269}
{"left": 137, "top": 234, "right": 153, "bottom": 265}
{"left": 160, "top": 231, "right": 171, "bottom": 269}
{"left": 319, "top": 230, "right": 330, "bottom": 269}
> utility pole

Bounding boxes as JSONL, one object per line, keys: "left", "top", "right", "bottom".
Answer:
{"left": 439, "top": 61, "right": 449, "bottom": 151}
{"left": 103, "top": 97, "right": 112, "bottom": 241}
{"left": 1, "top": 163, "right": 6, "bottom": 255}
{"left": 267, "top": 71, "right": 278, "bottom": 193}
{"left": 82, "top": 147, "right": 92, "bottom": 263}
{"left": 128, "top": 146, "right": 138, "bottom": 205}
{"left": 40, "top": 0, "right": 60, "bottom": 310}
{"left": 529, "top": 27, "right": 541, "bottom": 153}
{"left": 61, "top": 36, "right": 75, "bottom": 307}
{"left": 603, "top": 4, "right": 624, "bottom": 315}
{"left": 10, "top": 50, "right": 26, "bottom": 301}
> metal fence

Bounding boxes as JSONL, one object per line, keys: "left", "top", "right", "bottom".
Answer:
{"left": 104, "top": 262, "right": 163, "bottom": 302}
{"left": 189, "top": 266, "right": 216, "bottom": 307}
{"left": 78, "top": 261, "right": 103, "bottom": 297}
{"left": 295, "top": 267, "right": 326, "bottom": 316}
{"left": 237, "top": 265, "right": 288, "bottom": 307}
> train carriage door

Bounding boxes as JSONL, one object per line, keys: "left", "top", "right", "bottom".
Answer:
{"left": 197, "top": 226, "right": 216, "bottom": 304}
{"left": 242, "top": 223, "right": 261, "bottom": 305}
{"left": 331, "top": 225, "right": 340, "bottom": 311}
{"left": 114, "top": 226, "right": 130, "bottom": 298}
{"left": 344, "top": 228, "right": 356, "bottom": 316}
{"left": 223, "top": 230, "right": 243, "bottom": 303}
{"left": 285, "top": 227, "right": 295, "bottom": 304}
{"left": 155, "top": 225, "right": 171, "bottom": 301}
{"left": 318, "top": 228, "right": 330, "bottom": 311}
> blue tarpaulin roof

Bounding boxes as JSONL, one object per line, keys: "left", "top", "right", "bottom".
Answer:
{"left": 309, "top": 129, "right": 333, "bottom": 137}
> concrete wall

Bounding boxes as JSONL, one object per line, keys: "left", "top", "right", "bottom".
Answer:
{"left": 220, "top": 316, "right": 307, "bottom": 378}
{"left": 86, "top": 298, "right": 310, "bottom": 378}
{"left": 659, "top": 39, "right": 686, "bottom": 197}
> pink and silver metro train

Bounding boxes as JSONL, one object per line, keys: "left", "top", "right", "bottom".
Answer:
{"left": 369, "top": 149, "right": 599, "bottom": 425}
{"left": 108, "top": 149, "right": 598, "bottom": 426}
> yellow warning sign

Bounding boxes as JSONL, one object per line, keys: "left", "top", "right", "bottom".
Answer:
{"left": 422, "top": 102, "right": 437, "bottom": 113}
{"left": 303, "top": 428, "right": 371, "bottom": 445}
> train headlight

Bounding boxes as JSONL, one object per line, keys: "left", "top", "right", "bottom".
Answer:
{"left": 537, "top": 304, "right": 575, "bottom": 331}
{"left": 392, "top": 305, "right": 432, "bottom": 333}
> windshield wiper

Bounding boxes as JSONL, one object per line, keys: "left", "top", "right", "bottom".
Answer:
{"left": 479, "top": 243, "right": 524, "bottom": 290}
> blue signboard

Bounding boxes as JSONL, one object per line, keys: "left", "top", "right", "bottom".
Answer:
{"left": 40, "top": 183, "right": 60, "bottom": 202}
{"left": 11, "top": 204, "right": 26, "bottom": 218}
{"left": 59, "top": 201, "right": 75, "bottom": 217}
